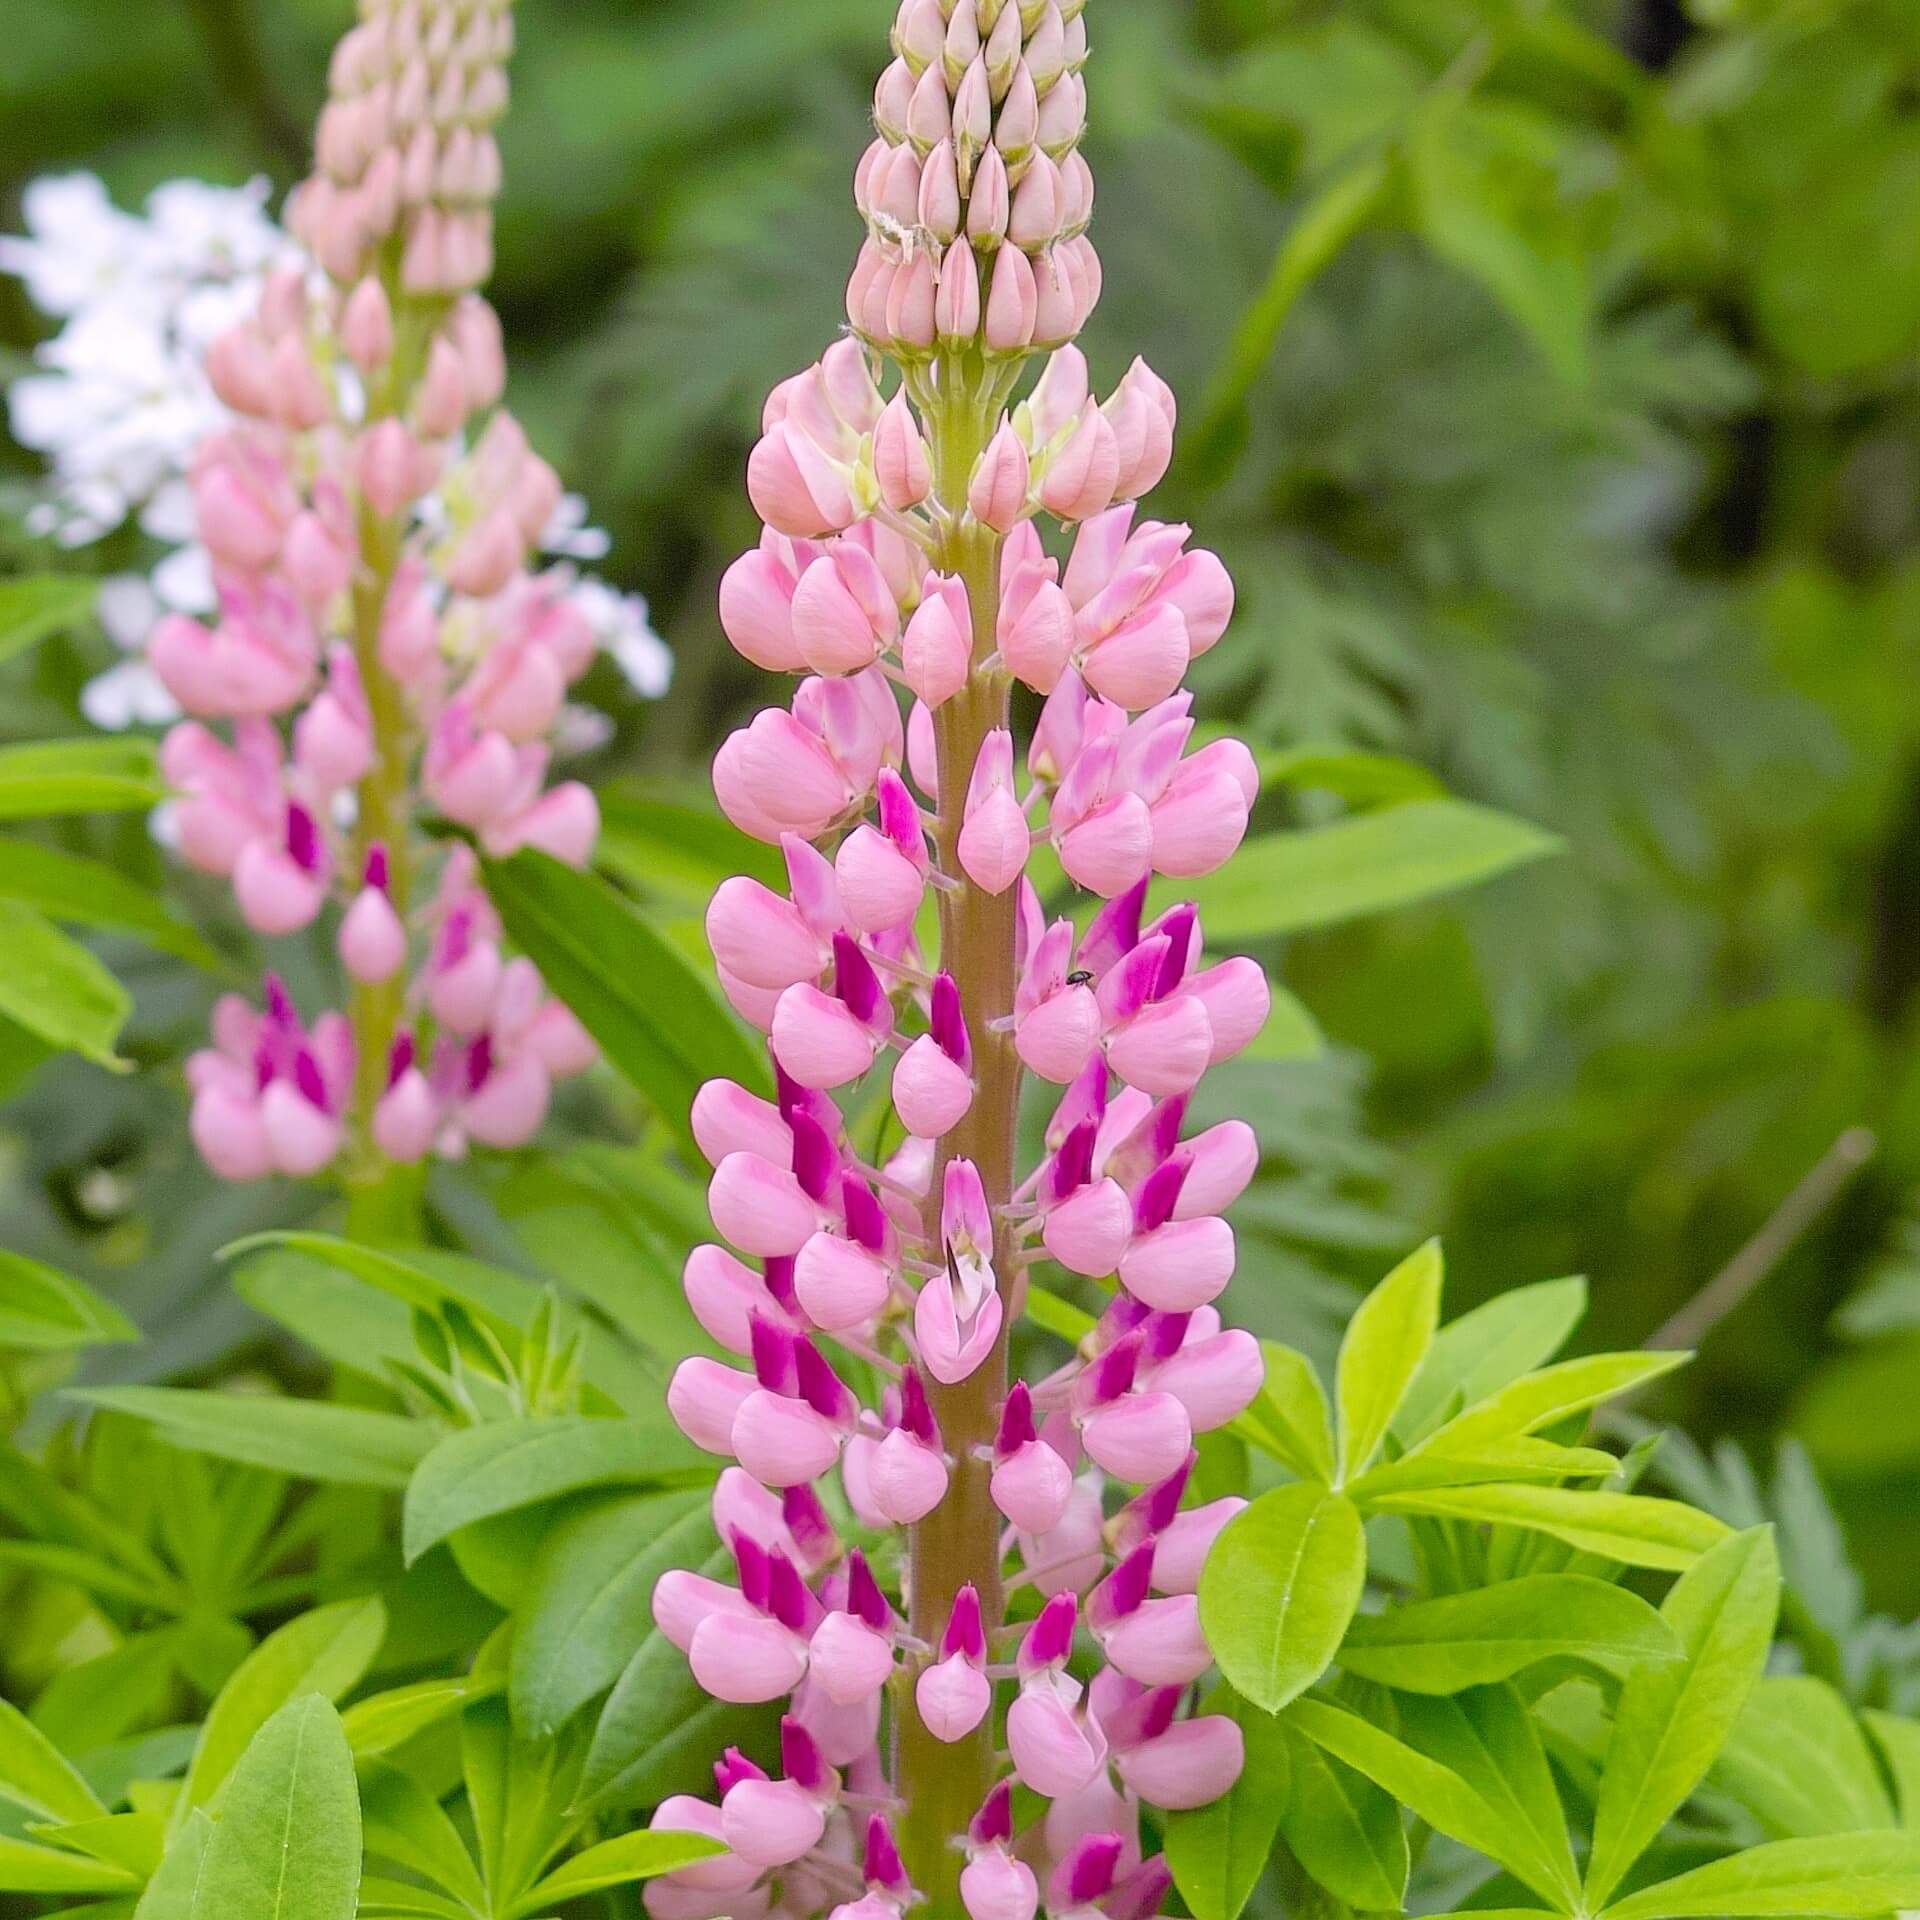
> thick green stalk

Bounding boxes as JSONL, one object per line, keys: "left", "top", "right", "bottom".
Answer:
{"left": 339, "top": 294, "right": 442, "bottom": 1241}
{"left": 895, "top": 356, "right": 1024, "bottom": 1918}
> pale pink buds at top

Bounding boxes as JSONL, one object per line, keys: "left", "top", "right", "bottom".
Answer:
{"left": 968, "top": 421, "right": 1031, "bottom": 531}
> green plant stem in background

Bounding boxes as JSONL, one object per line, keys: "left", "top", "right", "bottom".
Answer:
{"left": 893, "top": 358, "right": 1017, "bottom": 1919}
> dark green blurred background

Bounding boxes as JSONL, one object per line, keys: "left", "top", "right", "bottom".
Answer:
{"left": 4, "top": 0, "right": 1919, "bottom": 1600}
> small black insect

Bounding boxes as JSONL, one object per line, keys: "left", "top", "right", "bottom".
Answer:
{"left": 1066, "top": 969, "right": 1095, "bottom": 987}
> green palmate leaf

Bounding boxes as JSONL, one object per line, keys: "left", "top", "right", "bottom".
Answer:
{"left": 0, "top": 739, "right": 166, "bottom": 818}
{"left": 191, "top": 1696, "right": 359, "bottom": 1920}
{"left": 0, "top": 1696, "right": 107, "bottom": 1824}
{"left": 1584, "top": 1526, "right": 1780, "bottom": 1909}
{"left": 1602, "top": 1832, "right": 1920, "bottom": 1920}
{"left": 514, "top": 1832, "right": 728, "bottom": 1915}
{"left": 1339, "top": 1576, "right": 1680, "bottom": 1692}
{"left": 0, "top": 839, "right": 225, "bottom": 972}
{"left": 180, "top": 1599, "right": 386, "bottom": 1816}
{"left": 1165, "top": 1689, "right": 1293, "bottom": 1920}
{"left": 1396, "top": 1686, "right": 1578, "bottom": 1910}
{"left": 342, "top": 1677, "right": 503, "bottom": 1758}
{"left": 1353, "top": 1434, "right": 1620, "bottom": 1499}
{"left": 1865, "top": 1710, "right": 1920, "bottom": 1825}
{"left": 73, "top": 1387, "right": 431, "bottom": 1490}
{"left": 1368, "top": 1483, "right": 1728, "bottom": 1570}
{"left": 1395, "top": 1277, "right": 1589, "bottom": 1444}
{"left": 1711, "top": 1676, "right": 1894, "bottom": 1839}
{"left": 1234, "top": 1341, "right": 1336, "bottom": 1483}
{"left": 1337, "top": 1239, "right": 1443, "bottom": 1481}
{"left": 135, "top": 1810, "right": 212, "bottom": 1919}
{"left": 0, "top": 903, "right": 131, "bottom": 1070}
{"left": 359, "top": 1762, "right": 487, "bottom": 1914}
{"left": 0, "top": 574, "right": 98, "bottom": 665}
{"left": 403, "top": 1414, "right": 704, "bottom": 1564}
{"left": 511, "top": 1486, "right": 714, "bottom": 1736}
{"left": 0, "top": 1833, "right": 140, "bottom": 1894}
{"left": 32, "top": 1812, "right": 164, "bottom": 1879}
{"left": 482, "top": 847, "right": 770, "bottom": 1151}
{"left": 1178, "top": 802, "right": 1559, "bottom": 940}
{"left": 1275, "top": 1717, "right": 1409, "bottom": 1911}
{"left": 0, "top": 1251, "right": 138, "bottom": 1352}
{"left": 1413, "top": 1350, "right": 1688, "bottom": 1463}
{"left": 1288, "top": 1695, "right": 1562, "bottom": 1902}
{"left": 1200, "top": 1482, "right": 1366, "bottom": 1712}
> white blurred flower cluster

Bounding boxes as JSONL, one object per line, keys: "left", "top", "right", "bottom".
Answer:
{"left": 1, "top": 172, "right": 670, "bottom": 732}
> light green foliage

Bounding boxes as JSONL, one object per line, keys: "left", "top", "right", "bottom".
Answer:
{"left": 1203, "top": 1483, "right": 1368, "bottom": 1712}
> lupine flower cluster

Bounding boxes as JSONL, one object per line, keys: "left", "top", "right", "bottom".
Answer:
{"left": 648, "top": 3, "right": 1270, "bottom": 1916}
{"left": 160, "top": 0, "right": 613, "bottom": 1181}
{"left": 1, "top": 173, "right": 668, "bottom": 735}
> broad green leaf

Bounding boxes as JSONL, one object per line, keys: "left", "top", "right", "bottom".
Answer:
{"left": 359, "top": 1762, "right": 486, "bottom": 1913}
{"left": 73, "top": 1387, "right": 431, "bottom": 1490}
{"left": 30, "top": 1812, "right": 163, "bottom": 1878}
{"left": 1396, "top": 1686, "right": 1578, "bottom": 1910}
{"left": 0, "top": 1833, "right": 139, "bottom": 1894}
{"left": 1165, "top": 1690, "right": 1293, "bottom": 1920}
{"left": 0, "top": 903, "right": 130, "bottom": 1069}
{"left": 1602, "top": 1831, "right": 1920, "bottom": 1920}
{"left": 181, "top": 1598, "right": 385, "bottom": 1815}
{"left": 1200, "top": 1482, "right": 1366, "bottom": 1712}
{"left": 1864, "top": 1710, "right": 1920, "bottom": 1826}
{"left": 1585, "top": 1527, "right": 1780, "bottom": 1908}
{"left": 1233, "top": 1342, "right": 1335, "bottom": 1484}
{"left": 1710, "top": 1676, "right": 1893, "bottom": 1839}
{"left": 511, "top": 1486, "right": 713, "bottom": 1736}
{"left": 0, "top": 739, "right": 165, "bottom": 818}
{"left": 1275, "top": 1717, "right": 1409, "bottom": 1911}
{"left": 1352, "top": 1433, "right": 1620, "bottom": 1499}
{"left": 341, "top": 1676, "right": 502, "bottom": 1757}
{"left": 596, "top": 784, "right": 784, "bottom": 908}
{"left": 403, "top": 1415, "right": 705, "bottom": 1564}
{"left": 1337, "top": 1240, "right": 1442, "bottom": 1481}
{"left": 581, "top": 1600, "right": 778, "bottom": 1813}
{"left": 0, "top": 574, "right": 98, "bottom": 665}
{"left": 1369, "top": 1484, "right": 1728, "bottom": 1570}
{"left": 131, "top": 1808, "right": 211, "bottom": 1919}
{"left": 191, "top": 1697, "right": 359, "bottom": 1920}
{"left": 1413, "top": 1351, "right": 1688, "bottom": 1463}
{"left": 1339, "top": 1576, "right": 1680, "bottom": 1692}
{"left": 0, "top": 1696, "right": 107, "bottom": 1824}
{"left": 514, "top": 1831, "right": 728, "bottom": 1914}
{"left": 482, "top": 847, "right": 770, "bottom": 1153}
{"left": 1263, "top": 743, "right": 1447, "bottom": 807}
{"left": 0, "top": 1251, "right": 137, "bottom": 1352}
{"left": 1178, "top": 802, "right": 1559, "bottom": 940}
{"left": 0, "top": 840, "right": 224, "bottom": 972}
{"left": 1396, "top": 1277, "right": 1589, "bottom": 1443}
{"left": 1288, "top": 1695, "right": 1560, "bottom": 1899}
